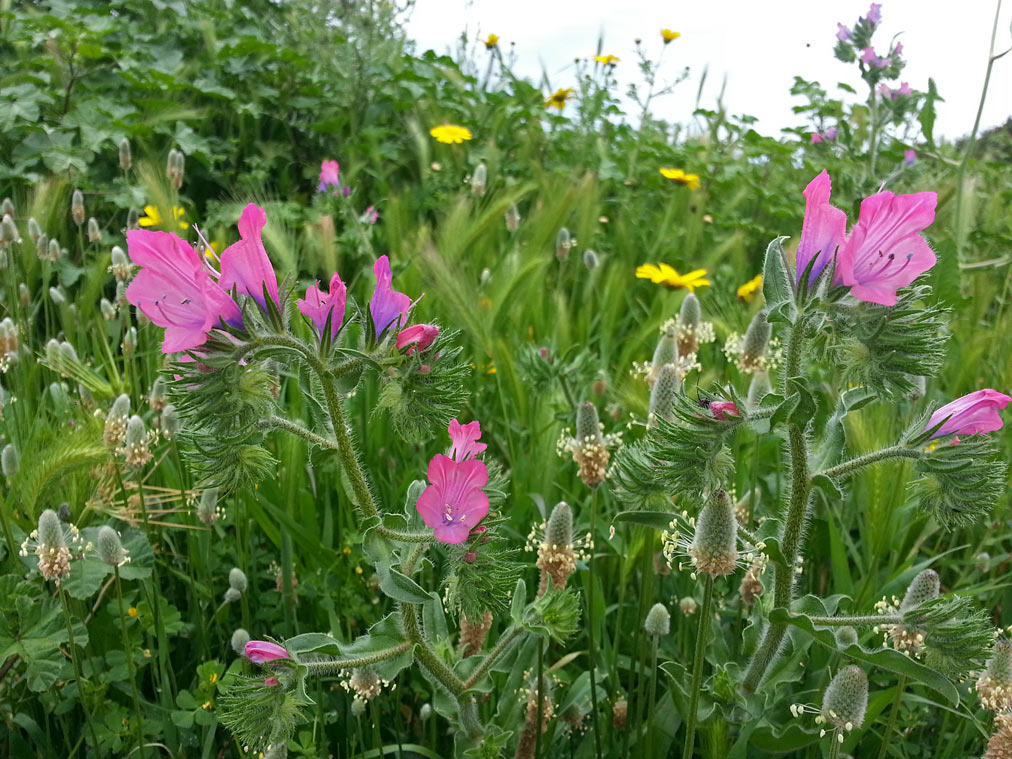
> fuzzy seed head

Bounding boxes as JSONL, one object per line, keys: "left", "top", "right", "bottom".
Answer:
{"left": 97, "top": 525, "right": 129, "bottom": 567}
{"left": 349, "top": 667, "right": 382, "bottom": 700}
{"left": 100, "top": 298, "right": 116, "bottom": 320}
{"left": 689, "top": 489, "right": 738, "bottom": 577}
{"left": 1, "top": 198, "right": 12, "bottom": 215}
{"left": 747, "top": 371, "right": 772, "bottom": 409}
{"left": 470, "top": 163, "right": 487, "bottom": 196}
{"left": 49, "top": 287, "right": 65, "bottom": 306}
{"left": 978, "top": 639, "right": 1012, "bottom": 712}
{"left": 612, "top": 697, "right": 628, "bottom": 731}
{"left": 679, "top": 292, "right": 701, "bottom": 331}
{"left": 109, "top": 245, "right": 134, "bottom": 282}
{"left": 127, "top": 207, "right": 140, "bottom": 230}
{"left": 38, "top": 509, "right": 65, "bottom": 550}
{"left": 583, "top": 249, "right": 599, "bottom": 269}
{"left": 35, "top": 233, "right": 48, "bottom": 260}
{"left": 546, "top": 501, "right": 574, "bottom": 548}
{"left": 458, "top": 610, "right": 493, "bottom": 656}
{"left": 821, "top": 665, "right": 868, "bottom": 730}
{"left": 647, "top": 363, "right": 681, "bottom": 428}
{"left": 197, "top": 486, "right": 222, "bottom": 524}
{"left": 505, "top": 204, "right": 521, "bottom": 232}
{"left": 48, "top": 238, "right": 62, "bottom": 261}
{"left": 984, "top": 713, "right": 1012, "bottom": 759}
{"left": 644, "top": 602, "right": 670, "bottom": 636}
{"left": 27, "top": 217, "right": 41, "bottom": 242}
{"left": 104, "top": 394, "right": 131, "bottom": 446}
{"left": 230, "top": 628, "right": 250, "bottom": 655}
{"left": 228, "top": 567, "right": 248, "bottom": 593}
{"left": 223, "top": 588, "right": 242, "bottom": 603}
{"left": 555, "top": 227, "right": 572, "bottom": 260}
{"left": 149, "top": 377, "right": 167, "bottom": 411}
{"left": 87, "top": 217, "right": 101, "bottom": 242}
{"left": 570, "top": 402, "right": 610, "bottom": 487}
{"left": 71, "top": 190, "right": 85, "bottom": 225}
{"left": 650, "top": 332, "right": 680, "bottom": 374}
{"left": 900, "top": 569, "right": 940, "bottom": 613}
{"left": 679, "top": 596, "right": 698, "bottom": 615}
{"left": 742, "top": 310, "right": 771, "bottom": 364}
{"left": 1, "top": 214, "right": 19, "bottom": 244}
{"left": 419, "top": 703, "right": 432, "bottom": 721}
{"left": 161, "top": 404, "right": 180, "bottom": 439}
{"left": 119, "top": 137, "right": 132, "bottom": 170}
{"left": 2, "top": 443, "right": 19, "bottom": 478}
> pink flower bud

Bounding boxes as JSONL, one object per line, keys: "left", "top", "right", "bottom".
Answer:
{"left": 245, "top": 640, "right": 290, "bottom": 663}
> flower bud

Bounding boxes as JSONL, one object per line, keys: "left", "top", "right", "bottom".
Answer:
{"left": 18, "top": 283, "right": 29, "bottom": 307}
{"left": 228, "top": 567, "right": 248, "bottom": 593}
{"left": 505, "top": 204, "right": 521, "bottom": 232}
{"left": 680, "top": 292, "right": 701, "bottom": 333}
{"left": 123, "top": 414, "right": 152, "bottom": 468}
{"left": 2, "top": 214, "right": 20, "bottom": 245}
{"left": 583, "top": 249, "right": 599, "bottom": 270}
{"left": 419, "top": 703, "right": 432, "bottom": 722}
{"left": 679, "top": 596, "right": 698, "bottom": 615}
{"left": 224, "top": 587, "right": 242, "bottom": 603}
{"left": 27, "top": 217, "right": 41, "bottom": 242}
{"left": 820, "top": 665, "right": 868, "bottom": 730}
{"left": 39, "top": 509, "right": 66, "bottom": 550}
{"left": 647, "top": 364, "right": 680, "bottom": 429}
{"left": 49, "top": 287, "right": 65, "bottom": 306}
{"left": 899, "top": 569, "right": 940, "bottom": 613}
{"left": 650, "top": 332, "right": 679, "bottom": 379}
{"left": 555, "top": 227, "right": 571, "bottom": 261}
{"left": 71, "top": 190, "right": 85, "bottom": 225}
{"left": 100, "top": 298, "right": 116, "bottom": 320}
{"left": 48, "top": 238, "right": 62, "bottom": 261}
{"left": 1, "top": 198, "right": 12, "bottom": 216}
{"left": 747, "top": 370, "right": 771, "bottom": 409}
{"left": 978, "top": 639, "right": 1012, "bottom": 711}
{"left": 149, "top": 377, "right": 167, "bottom": 411}
{"left": 122, "top": 326, "right": 137, "bottom": 356}
{"left": 351, "top": 697, "right": 367, "bottom": 717}
{"left": 127, "top": 207, "right": 140, "bottom": 230}
{"left": 546, "top": 501, "right": 573, "bottom": 548}
{"left": 689, "top": 489, "right": 738, "bottom": 577}
{"left": 835, "top": 626, "right": 859, "bottom": 648}
{"left": 167, "top": 149, "right": 185, "bottom": 189}
{"left": 644, "top": 602, "right": 670, "bottom": 636}
{"left": 103, "top": 393, "right": 131, "bottom": 447}
{"left": 119, "top": 137, "right": 132, "bottom": 170}
{"left": 87, "top": 217, "right": 101, "bottom": 243}
{"left": 35, "top": 233, "right": 49, "bottom": 260}
{"left": 197, "top": 486, "right": 221, "bottom": 524}
{"left": 231, "top": 628, "right": 251, "bottom": 655}
{"left": 59, "top": 341, "right": 78, "bottom": 363}
{"left": 97, "top": 525, "right": 129, "bottom": 567}
{"left": 741, "top": 310, "right": 771, "bottom": 369}
{"left": 49, "top": 382, "right": 69, "bottom": 408}
{"left": 2, "top": 443, "right": 19, "bottom": 478}
{"left": 57, "top": 503, "right": 71, "bottom": 522}
{"left": 161, "top": 404, "right": 180, "bottom": 439}
{"left": 573, "top": 402, "right": 609, "bottom": 488}
{"left": 470, "top": 163, "right": 487, "bottom": 196}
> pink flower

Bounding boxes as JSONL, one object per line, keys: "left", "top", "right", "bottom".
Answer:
{"left": 264, "top": 676, "right": 280, "bottom": 687}
{"left": 245, "top": 640, "right": 289, "bottom": 663}
{"left": 896, "top": 81, "right": 913, "bottom": 96}
{"left": 874, "top": 56, "right": 892, "bottom": 68}
{"left": 710, "top": 401, "right": 740, "bottom": 421}
{"left": 361, "top": 205, "right": 379, "bottom": 225}
{"left": 894, "top": 41, "right": 904, "bottom": 56}
{"left": 835, "top": 187, "right": 937, "bottom": 306}
{"left": 878, "top": 83, "right": 895, "bottom": 99}
{"left": 866, "top": 3, "right": 881, "bottom": 24}
{"left": 448, "top": 418, "right": 487, "bottom": 461}
{"left": 219, "top": 204, "right": 280, "bottom": 312}
{"left": 925, "top": 390, "right": 1011, "bottom": 438}
{"left": 318, "top": 160, "right": 340, "bottom": 193}
{"left": 415, "top": 454, "right": 490, "bottom": 544}
{"left": 810, "top": 132, "right": 824, "bottom": 145}
{"left": 904, "top": 149, "right": 917, "bottom": 165}
{"left": 836, "top": 23, "right": 852, "bottom": 41}
{"left": 795, "top": 170, "right": 847, "bottom": 286}
{"left": 823, "top": 127, "right": 838, "bottom": 140}
{"left": 860, "top": 47, "right": 877, "bottom": 64}
{"left": 125, "top": 229, "right": 241, "bottom": 353}
{"left": 369, "top": 255, "right": 411, "bottom": 338}
{"left": 396, "top": 323, "right": 439, "bottom": 354}
{"left": 298, "top": 272, "right": 347, "bottom": 338}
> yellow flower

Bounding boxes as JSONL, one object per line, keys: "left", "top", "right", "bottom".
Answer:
{"left": 143, "top": 649, "right": 151, "bottom": 658}
{"left": 484, "top": 34, "right": 499, "bottom": 49}
{"left": 128, "top": 607, "right": 138, "bottom": 618}
{"left": 343, "top": 546, "right": 352, "bottom": 555}
{"left": 545, "top": 88, "right": 573, "bottom": 109}
{"left": 636, "top": 263, "right": 710, "bottom": 292}
{"left": 138, "top": 205, "right": 189, "bottom": 230}
{"left": 737, "top": 274, "right": 763, "bottom": 302}
{"left": 209, "top": 672, "right": 218, "bottom": 684}
{"left": 659, "top": 168, "right": 701, "bottom": 190}
{"left": 661, "top": 29, "right": 681, "bottom": 44}
{"left": 594, "top": 54, "right": 620, "bottom": 66}
{"left": 429, "top": 124, "right": 473, "bottom": 144}
{"left": 201, "top": 701, "right": 212, "bottom": 710}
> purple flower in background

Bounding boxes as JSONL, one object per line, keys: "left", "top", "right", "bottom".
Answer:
{"left": 836, "top": 23, "right": 852, "bottom": 41}
{"left": 874, "top": 56, "right": 892, "bottom": 68}
{"left": 836, "top": 188, "right": 938, "bottom": 306}
{"left": 447, "top": 419, "right": 487, "bottom": 461}
{"left": 824, "top": 127, "right": 838, "bottom": 140}
{"left": 904, "top": 149, "right": 917, "bottom": 165}
{"left": 342, "top": 186, "right": 352, "bottom": 197}
{"left": 297, "top": 272, "right": 347, "bottom": 338}
{"left": 896, "top": 81, "right": 913, "bottom": 96}
{"left": 925, "top": 390, "right": 1011, "bottom": 438}
{"left": 318, "top": 160, "right": 340, "bottom": 193}
{"left": 369, "top": 255, "right": 411, "bottom": 338}
{"left": 810, "top": 132, "right": 824, "bottom": 145}
{"left": 219, "top": 204, "right": 280, "bottom": 312}
{"left": 415, "top": 454, "right": 490, "bottom": 544}
{"left": 795, "top": 170, "right": 847, "bottom": 286}
{"left": 246, "top": 641, "right": 290, "bottom": 663}
{"left": 894, "top": 41, "right": 904, "bottom": 56}
{"left": 866, "top": 3, "right": 882, "bottom": 24}
{"left": 860, "top": 47, "right": 877, "bottom": 64}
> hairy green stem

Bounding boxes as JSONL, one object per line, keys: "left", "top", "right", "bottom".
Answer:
{"left": 805, "top": 613, "right": 898, "bottom": 627}
{"left": 818, "top": 446, "right": 921, "bottom": 480}
{"left": 114, "top": 567, "right": 145, "bottom": 758}
{"left": 301, "top": 642, "right": 412, "bottom": 676}
{"left": 736, "top": 525, "right": 763, "bottom": 548}
{"left": 462, "top": 626, "right": 525, "bottom": 690}
{"left": 400, "top": 603, "right": 466, "bottom": 698}
{"left": 60, "top": 587, "right": 102, "bottom": 757}
{"left": 268, "top": 415, "right": 339, "bottom": 450}
{"left": 682, "top": 574, "right": 714, "bottom": 759}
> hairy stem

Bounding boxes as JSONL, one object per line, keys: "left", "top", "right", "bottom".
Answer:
{"left": 462, "top": 626, "right": 525, "bottom": 690}
{"left": 268, "top": 415, "right": 338, "bottom": 450}
{"left": 682, "top": 574, "right": 714, "bottom": 759}
{"left": 818, "top": 446, "right": 921, "bottom": 480}
{"left": 301, "top": 642, "right": 412, "bottom": 675}
{"left": 805, "top": 614, "right": 899, "bottom": 627}
{"left": 400, "top": 603, "right": 466, "bottom": 698}
{"left": 736, "top": 525, "right": 764, "bottom": 548}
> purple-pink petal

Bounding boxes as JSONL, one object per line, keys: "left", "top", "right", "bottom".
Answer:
{"left": 297, "top": 272, "right": 347, "bottom": 338}
{"left": 448, "top": 419, "right": 487, "bottom": 461}
{"left": 860, "top": 47, "right": 877, "bottom": 64}
{"left": 926, "top": 390, "right": 1011, "bottom": 438}
{"left": 369, "top": 255, "right": 411, "bottom": 338}
{"left": 866, "top": 3, "right": 882, "bottom": 24}
{"left": 219, "top": 204, "right": 280, "bottom": 312}
{"left": 318, "top": 160, "right": 340, "bottom": 193}
{"left": 396, "top": 323, "right": 439, "bottom": 354}
{"left": 796, "top": 170, "right": 847, "bottom": 286}
{"left": 245, "top": 640, "right": 290, "bottom": 663}
{"left": 416, "top": 455, "right": 490, "bottom": 544}
{"left": 836, "top": 189, "right": 937, "bottom": 306}
{"left": 836, "top": 23, "right": 852, "bottom": 41}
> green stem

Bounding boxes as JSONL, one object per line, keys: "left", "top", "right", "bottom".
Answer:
{"left": 818, "top": 446, "right": 921, "bottom": 480}
{"left": 646, "top": 634, "right": 659, "bottom": 759}
{"left": 534, "top": 639, "right": 544, "bottom": 759}
{"left": 829, "top": 732, "right": 843, "bottom": 759}
{"left": 268, "top": 415, "right": 338, "bottom": 450}
{"left": 60, "top": 587, "right": 101, "bottom": 757}
{"left": 876, "top": 676, "right": 907, "bottom": 759}
{"left": 585, "top": 486, "right": 603, "bottom": 759}
{"left": 462, "top": 627, "right": 525, "bottom": 689}
{"left": 114, "top": 567, "right": 145, "bottom": 759}
{"left": 400, "top": 603, "right": 467, "bottom": 699}
{"left": 736, "top": 525, "right": 763, "bottom": 548}
{"left": 805, "top": 614, "right": 898, "bottom": 627}
{"left": 682, "top": 574, "right": 714, "bottom": 759}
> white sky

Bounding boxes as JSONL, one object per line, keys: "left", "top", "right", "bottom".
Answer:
{"left": 406, "top": 0, "right": 1012, "bottom": 141}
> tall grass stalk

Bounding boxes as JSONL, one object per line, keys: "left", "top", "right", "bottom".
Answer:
{"left": 59, "top": 587, "right": 101, "bottom": 757}
{"left": 682, "top": 574, "right": 713, "bottom": 759}
{"left": 114, "top": 566, "right": 146, "bottom": 758}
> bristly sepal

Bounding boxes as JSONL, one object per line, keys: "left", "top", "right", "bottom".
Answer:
{"left": 909, "top": 435, "right": 1007, "bottom": 529}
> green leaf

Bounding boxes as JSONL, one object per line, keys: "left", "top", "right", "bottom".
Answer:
{"left": 918, "top": 78, "right": 942, "bottom": 147}
{"left": 510, "top": 579, "right": 527, "bottom": 627}
{"left": 611, "top": 510, "right": 675, "bottom": 531}
{"left": 285, "top": 633, "right": 342, "bottom": 658}
{"left": 762, "top": 236, "right": 795, "bottom": 311}
{"left": 769, "top": 607, "right": 960, "bottom": 704}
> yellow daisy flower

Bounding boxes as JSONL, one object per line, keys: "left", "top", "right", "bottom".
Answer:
{"left": 737, "top": 274, "right": 763, "bottom": 302}
{"left": 138, "top": 205, "right": 189, "bottom": 230}
{"left": 659, "top": 167, "right": 701, "bottom": 190}
{"left": 484, "top": 33, "right": 499, "bottom": 49}
{"left": 545, "top": 88, "right": 573, "bottom": 109}
{"left": 661, "top": 29, "right": 681, "bottom": 44}
{"left": 636, "top": 263, "right": 710, "bottom": 292}
{"left": 128, "top": 607, "right": 138, "bottom": 617}
{"left": 594, "top": 54, "right": 620, "bottom": 66}
{"left": 429, "top": 124, "right": 473, "bottom": 144}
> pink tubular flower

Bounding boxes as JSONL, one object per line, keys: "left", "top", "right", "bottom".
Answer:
{"left": 904, "top": 149, "right": 917, "bottom": 165}
{"left": 874, "top": 56, "right": 891, "bottom": 68}
{"left": 925, "top": 390, "right": 1011, "bottom": 438}
{"left": 823, "top": 127, "right": 838, "bottom": 140}
{"left": 894, "top": 41, "right": 904, "bottom": 56}
{"left": 810, "top": 132, "right": 824, "bottom": 145}
{"left": 361, "top": 205, "right": 379, "bottom": 225}
{"left": 448, "top": 418, "right": 487, "bottom": 461}
{"left": 415, "top": 454, "right": 490, "bottom": 544}
{"left": 836, "top": 23, "right": 852, "bottom": 41}
{"left": 264, "top": 676, "right": 280, "bottom": 687}
{"left": 396, "top": 323, "right": 439, "bottom": 354}
{"left": 795, "top": 170, "right": 847, "bottom": 286}
{"left": 298, "top": 272, "right": 347, "bottom": 338}
{"left": 835, "top": 187, "right": 937, "bottom": 306}
{"left": 866, "top": 3, "right": 882, "bottom": 24}
{"left": 710, "top": 401, "right": 740, "bottom": 421}
{"left": 318, "top": 160, "right": 340, "bottom": 193}
{"left": 125, "top": 229, "right": 241, "bottom": 353}
{"left": 896, "top": 81, "right": 913, "bottom": 96}
{"left": 860, "top": 47, "right": 877, "bottom": 64}
{"left": 245, "top": 640, "right": 290, "bottom": 663}
{"left": 219, "top": 204, "right": 280, "bottom": 312}
{"left": 369, "top": 255, "right": 411, "bottom": 338}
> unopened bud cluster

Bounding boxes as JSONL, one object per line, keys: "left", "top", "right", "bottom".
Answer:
{"left": 224, "top": 567, "right": 247, "bottom": 602}
{"left": 557, "top": 402, "right": 620, "bottom": 488}
{"left": 819, "top": 665, "right": 868, "bottom": 742}
{"left": 723, "top": 310, "right": 781, "bottom": 374}
{"left": 96, "top": 525, "right": 130, "bottom": 567}
{"left": 977, "top": 639, "right": 1012, "bottom": 712}
{"left": 874, "top": 569, "right": 939, "bottom": 655}
{"left": 526, "top": 502, "right": 591, "bottom": 598}
{"left": 19, "top": 509, "right": 88, "bottom": 585}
